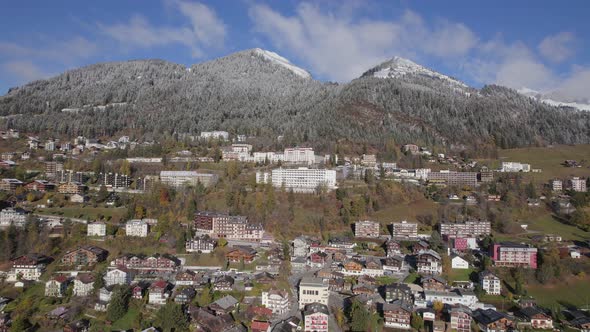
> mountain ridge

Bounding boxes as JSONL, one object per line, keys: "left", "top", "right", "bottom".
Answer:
{"left": 1, "top": 48, "right": 589, "bottom": 150}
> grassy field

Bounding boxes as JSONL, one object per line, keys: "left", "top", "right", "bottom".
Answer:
{"left": 35, "top": 206, "right": 128, "bottom": 221}
{"left": 447, "top": 268, "right": 475, "bottom": 282}
{"left": 527, "top": 276, "right": 590, "bottom": 309}
{"left": 110, "top": 306, "right": 141, "bottom": 330}
{"left": 487, "top": 144, "right": 590, "bottom": 182}
{"left": 372, "top": 199, "right": 439, "bottom": 228}
{"left": 526, "top": 212, "right": 590, "bottom": 241}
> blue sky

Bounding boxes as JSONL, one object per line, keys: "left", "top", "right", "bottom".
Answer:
{"left": 1, "top": 0, "right": 589, "bottom": 100}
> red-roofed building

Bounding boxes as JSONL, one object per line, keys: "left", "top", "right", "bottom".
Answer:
{"left": 251, "top": 320, "right": 271, "bottom": 332}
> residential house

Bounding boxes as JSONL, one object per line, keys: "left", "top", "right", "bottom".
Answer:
{"left": 73, "top": 273, "right": 95, "bottom": 296}
{"left": 125, "top": 219, "right": 149, "bottom": 237}
{"left": 25, "top": 180, "right": 55, "bottom": 192}
{"left": 225, "top": 246, "right": 257, "bottom": 263}
{"left": 342, "top": 260, "right": 363, "bottom": 275}
{"left": 412, "top": 240, "right": 430, "bottom": 254}
{"left": 424, "top": 289, "right": 478, "bottom": 308}
{"left": 186, "top": 235, "right": 216, "bottom": 253}
{"left": 262, "top": 289, "right": 290, "bottom": 315}
{"left": 213, "top": 275, "right": 235, "bottom": 291}
{"left": 175, "top": 270, "right": 207, "bottom": 287}
{"left": 472, "top": 309, "right": 514, "bottom": 332}
{"left": 449, "top": 306, "right": 472, "bottom": 332}
{"left": 45, "top": 275, "right": 69, "bottom": 297}
{"left": 383, "top": 300, "right": 412, "bottom": 329}
{"left": 479, "top": 271, "right": 501, "bottom": 295}
{"left": 422, "top": 276, "right": 447, "bottom": 292}
{"left": 383, "top": 255, "right": 405, "bottom": 272}
{"left": 209, "top": 295, "right": 239, "bottom": 315}
{"left": 87, "top": 222, "right": 106, "bottom": 237}
{"left": 57, "top": 182, "right": 85, "bottom": 195}
{"left": 60, "top": 245, "right": 108, "bottom": 266}
{"left": 451, "top": 255, "right": 469, "bottom": 269}
{"left": 303, "top": 302, "right": 329, "bottom": 332}
{"left": 251, "top": 320, "right": 271, "bottom": 332}
{"left": 174, "top": 287, "right": 196, "bottom": 304}
{"left": 7, "top": 254, "right": 51, "bottom": 282}
{"left": 518, "top": 306, "right": 553, "bottom": 330}
{"left": 0, "top": 178, "right": 24, "bottom": 192}
{"left": 385, "top": 283, "right": 413, "bottom": 303}
{"left": 148, "top": 280, "right": 170, "bottom": 305}
{"left": 104, "top": 268, "right": 133, "bottom": 286}
{"left": 386, "top": 240, "right": 402, "bottom": 257}
{"left": 417, "top": 250, "right": 442, "bottom": 275}
{"left": 292, "top": 236, "right": 311, "bottom": 257}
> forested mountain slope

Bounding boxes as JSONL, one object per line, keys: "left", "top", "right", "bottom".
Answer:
{"left": 1, "top": 50, "right": 588, "bottom": 149}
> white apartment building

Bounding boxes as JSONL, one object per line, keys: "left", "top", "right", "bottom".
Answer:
{"left": 479, "top": 271, "right": 501, "bottom": 295}
{"left": 258, "top": 168, "right": 337, "bottom": 193}
{"left": 501, "top": 162, "right": 531, "bottom": 172}
{"left": 87, "top": 222, "right": 106, "bottom": 237}
{"left": 104, "top": 268, "right": 132, "bottom": 286}
{"left": 440, "top": 220, "right": 491, "bottom": 238}
{"left": 222, "top": 144, "right": 253, "bottom": 161}
{"left": 200, "top": 131, "right": 229, "bottom": 140}
{"left": 253, "top": 151, "right": 282, "bottom": 164}
{"left": 424, "top": 290, "right": 478, "bottom": 309}
{"left": 262, "top": 289, "right": 290, "bottom": 315}
{"left": 571, "top": 177, "right": 587, "bottom": 192}
{"left": 415, "top": 168, "right": 432, "bottom": 180}
{"left": 160, "top": 171, "right": 218, "bottom": 188}
{"left": 125, "top": 220, "right": 149, "bottom": 237}
{"left": 391, "top": 220, "right": 418, "bottom": 239}
{"left": 0, "top": 208, "right": 27, "bottom": 228}
{"left": 284, "top": 147, "right": 315, "bottom": 165}
{"left": 299, "top": 277, "right": 329, "bottom": 308}
{"left": 551, "top": 179, "right": 563, "bottom": 192}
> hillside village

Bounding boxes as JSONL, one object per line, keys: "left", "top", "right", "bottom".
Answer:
{"left": 0, "top": 129, "right": 589, "bottom": 332}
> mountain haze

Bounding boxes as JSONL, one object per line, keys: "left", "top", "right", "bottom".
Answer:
{"left": 1, "top": 49, "right": 589, "bottom": 150}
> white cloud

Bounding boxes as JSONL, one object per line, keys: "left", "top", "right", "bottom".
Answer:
{"left": 2, "top": 60, "right": 52, "bottom": 83}
{"left": 248, "top": 3, "right": 477, "bottom": 81}
{"left": 99, "top": 1, "right": 225, "bottom": 57}
{"left": 538, "top": 32, "right": 576, "bottom": 63}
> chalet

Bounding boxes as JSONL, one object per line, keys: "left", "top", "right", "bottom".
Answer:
{"left": 251, "top": 320, "right": 271, "bottom": 332}
{"left": 7, "top": 253, "right": 52, "bottom": 282}
{"left": 70, "top": 194, "right": 88, "bottom": 203}
{"left": 186, "top": 235, "right": 216, "bottom": 253}
{"left": 413, "top": 240, "right": 430, "bottom": 254}
{"left": 57, "top": 182, "right": 85, "bottom": 195}
{"left": 451, "top": 255, "right": 469, "bottom": 269}
{"left": 472, "top": 309, "right": 514, "bottom": 332}
{"left": 60, "top": 245, "right": 108, "bottom": 266}
{"left": 328, "top": 277, "right": 346, "bottom": 293}
{"left": 363, "top": 259, "right": 384, "bottom": 277}
{"left": 45, "top": 275, "right": 69, "bottom": 297}
{"left": 174, "top": 287, "right": 197, "bottom": 304}
{"left": 189, "top": 307, "right": 240, "bottom": 332}
{"left": 449, "top": 305, "right": 472, "bottom": 332}
{"left": 358, "top": 275, "right": 377, "bottom": 286}
{"left": 518, "top": 306, "right": 553, "bottom": 330}
{"left": 225, "top": 246, "right": 256, "bottom": 263}
{"left": 479, "top": 270, "right": 501, "bottom": 295}
{"left": 383, "top": 255, "right": 405, "bottom": 272}
{"left": 213, "top": 275, "right": 235, "bottom": 291}
{"left": 132, "top": 283, "right": 148, "bottom": 300}
{"left": 111, "top": 254, "right": 179, "bottom": 272}
{"left": 175, "top": 270, "right": 208, "bottom": 287}
{"left": 209, "top": 295, "right": 239, "bottom": 316}
{"left": 310, "top": 251, "right": 329, "bottom": 267}
{"left": 422, "top": 275, "right": 447, "bottom": 291}
{"left": 25, "top": 180, "right": 55, "bottom": 192}
{"left": 73, "top": 273, "right": 95, "bottom": 296}
{"left": 386, "top": 240, "right": 402, "bottom": 256}
{"left": 385, "top": 283, "right": 414, "bottom": 303}
{"left": 304, "top": 302, "right": 329, "bottom": 332}
{"left": 254, "top": 272, "right": 275, "bottom": 285}
{"left": 417, "top": 250, "right": 442, "bottom": 275}
{"left": 104, "top": 268, "right": 133, "bottom": 286}
{"left": 342, "top": 259, "right": 363, "bottom": 275}
{"left": 148, "top": 280, "right": 171, "bottom": 305}
{"left": 352, "top": 284, "right": 375, "bottom": 295}
{"left": 0, "top": 178, "right": 24, "bottom": 192}
{"left": 261, "top": 288, "right": 290, "bottom": 315}
{"left": 383, "top": 300, "right": 412, "bottom": 329}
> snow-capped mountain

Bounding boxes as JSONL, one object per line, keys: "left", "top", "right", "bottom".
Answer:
{"left": 361, "top": 56, "right": 468, "bottom": 89}
{"left": 251, "top": 48, "right": 311, "bottom": 79}
{"left": 518, "top": 88, "right": 590, "bottom": 111}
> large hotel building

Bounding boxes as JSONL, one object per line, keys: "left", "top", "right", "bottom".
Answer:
{"left": 257, "top": 168, "right": 337, "bottom": 193}
{"left": 194, "top": 211, "right": 264, "bottom": 242}
{"left": 440, "top": 220, "right": 491, "bottom": 238}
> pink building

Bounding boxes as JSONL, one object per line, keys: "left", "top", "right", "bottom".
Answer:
{"left": 491, "top": 243, "right": 537, "bottom": 269}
